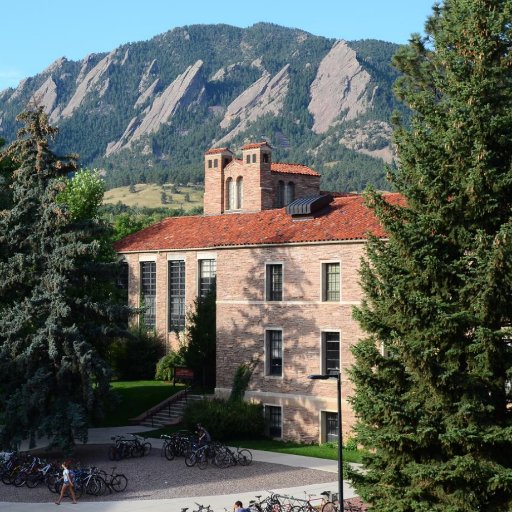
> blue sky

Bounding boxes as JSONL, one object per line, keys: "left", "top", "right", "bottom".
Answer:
{"left": 1, "top": 0, "right": 436, "bottom": 91}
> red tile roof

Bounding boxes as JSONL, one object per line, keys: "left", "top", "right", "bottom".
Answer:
{"left": 115, "top": 194, "right": 401, "bottom": 253}
{"left": 242, "top": 142, "right": 271, "bottom": 150}
{"left": 271, "top": 162, "right": 320, "bottom": 176}
{"left": 204, "top": 147, "right": 231, "bottom": 155}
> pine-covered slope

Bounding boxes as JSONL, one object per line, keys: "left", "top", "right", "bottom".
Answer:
{"left": 0, "top": 23, "right": 403, "bottom": 191}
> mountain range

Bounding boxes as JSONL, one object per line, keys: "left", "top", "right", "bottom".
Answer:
{"left": 0, "top": 23, "right": 406, "bottom": 192}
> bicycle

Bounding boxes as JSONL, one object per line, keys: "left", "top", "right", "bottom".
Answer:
{"left": 98, "top": 466, "right": 128, "bottom": 493}
{"left": 214, "top": 445, "right": 252, "bottom": 469}
{"left": 185, "top": 443, "right": 210, "bottom": 469}
{"left": 108, "top": 434, "right": 152, "bottom": 460}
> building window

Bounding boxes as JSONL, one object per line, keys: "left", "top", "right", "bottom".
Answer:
{"left": 208, "top": 159, "right": 212, "bottom": 169}
{"left": 266, "top": 264, "right": 283, "bottom": 301}
{"left": 323, "top": 332, "right": 340, "bottom": 375}
{"left": 226, "top": 178, "right": 234, "bottom": 210}
{"left": 252, "top": 153, "right": 257, "bottom": 163}
{"left": 214, "top": 159, "right": 218, "bottom": 168}
{"left": 246, "top": 154, "right": 250, "bottom": 164}
{"left": 285, "top": 182, "right": 295, "bottom": 205}
{"left": 199, "top": 259, "right": 216, "bottom": 297}
{"left": 168, "top": 260, "right": 185, "bottom": 332}
{"left": 277, "top": 180, "right": 285, "bottom": 207}
{"left": 262, "top": 152, "right": 269, "bottom": 163}
{"left": 266, "top": 330, "right": 283, "bottom": 376}
{"left": 265, "top": 405, "right": 282, "bottom": 438}
{"left": 324, "top": 411, "right": 339, "bottom": 443}
{"left": 236, "top": 177, "right": 243, "bottom": 209}
{"left": 323, "top": 262, "right": 340, "bottom": 301}
{"left": 140, "top": 261, "right": 156, "bottom": 329}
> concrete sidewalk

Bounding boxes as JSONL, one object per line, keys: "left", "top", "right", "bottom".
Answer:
{"left": 4, "top": 427, "right": 356, "bottom": 512}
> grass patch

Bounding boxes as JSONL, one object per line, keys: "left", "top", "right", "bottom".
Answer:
{"left": 96, "top": 380, "right": 184, "bottom": 427}
{"left": 230, "top": 439, "right": 363, "bottom": 464}
{"left": 104, "top": 183, "right": 203, "bottom": 210}
{"left": 139, "top": 426, "right": 363, "bottom": 463}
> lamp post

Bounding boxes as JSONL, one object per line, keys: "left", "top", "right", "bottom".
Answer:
{"left": 309, "top": 371, "right": 343, "bottom": 512}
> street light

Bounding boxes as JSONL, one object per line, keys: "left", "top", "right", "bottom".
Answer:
{"left": 309, "top": 371, "right": 343, "bottom": 512}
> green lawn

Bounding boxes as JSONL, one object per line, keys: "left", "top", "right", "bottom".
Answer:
{"left": 96, "top": 380, "right": 184, "bottom": 427}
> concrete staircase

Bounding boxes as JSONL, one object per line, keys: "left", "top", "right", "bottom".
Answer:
{"left": 137, "top": 393, "right": 206, "bottom": 428}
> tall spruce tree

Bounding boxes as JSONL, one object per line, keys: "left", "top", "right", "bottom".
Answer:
{"left": 0, "top": 109, "right": 126, "bottom": 451}
{"left": 349, "top": 1, "right": 512, "bottom": 511}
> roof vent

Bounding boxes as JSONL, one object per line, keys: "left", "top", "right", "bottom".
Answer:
{"left": 286, "top": 194, "right": 333, "bottom": 218}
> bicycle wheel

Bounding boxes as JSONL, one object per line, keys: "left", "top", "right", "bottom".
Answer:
{"left": 164, "top": 444, "right": 175, "bottom": 461}
{"left": 197, "top": 452, "right": 208, "bottom": 470}
{"left": 321, "top": 501, "right": 338, "bottom": 512}
{"left": 237, "top": 449, "right": 253, "bottom": 466}
{"left": 131, "top": 444, "right": 144, "bottom": 458}
{"left": 185, "top": 452, "right": 197, "bottom": 467}
{"left": 142, "top": 441, "right": 152, "bottom": 456}
{"left": 111, "top": 473, "right": 128, "bottom": 492}
{"left": 13, "top": 470, "right": 27, "bottom": 487}
{"left": 26, "top": 473, "right": 41, "bottom": 488}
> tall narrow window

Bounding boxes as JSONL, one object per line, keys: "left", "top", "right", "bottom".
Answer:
{"left": 252, "top": 153, "right": 257, "bottom": 163}
{"left": 140, "top": 261, "right": 156, "bottom": 329}
{"left": 323, "top": 262, "right": 340, "bottom": 301}
{"left": 266, "top": 264, "right": 283, "bottom": 301}
{"left": 199, "top": 259, "right": 216, "bottom": 297}
{"left": 208, "top": 159, "right": 212, "bottom": 169}
{"left": 277, "top": 180, "right": 285, "bottom": 207}
{"left": 236, "top": 177, "right": 243, "bottom": 209}
{"left": 168, "top": 260, "right": 186, "bottom": 332}
{"left": 266, "top": 330, "right": 283, "bottom": 376}
{"left": 265, "top": 405, "right": 282, "bottom": 438}
{"left": 213, "top": 159, "right": 218, "bottom": 168}
{"left": 324, "top": 412, "right": 339, "bottom": 443}
{"left": 246, "top": 154, "right": 250, "bottom": 164}
{"left": 226, "top": 178, "right": 234, "bottom": 210}
{"left": 323, "top": 332, "right": 340, "bottom": 375}
{"left": 285, "top": 182, "right": 295, "bottom": 205}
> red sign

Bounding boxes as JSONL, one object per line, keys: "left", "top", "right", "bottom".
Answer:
{"left": 174, "top": 367, "right": 194, "bottom": 380}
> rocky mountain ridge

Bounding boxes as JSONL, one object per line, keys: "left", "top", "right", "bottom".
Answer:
{"left": 0, "top": 23, "right": 403, "bottom": 192}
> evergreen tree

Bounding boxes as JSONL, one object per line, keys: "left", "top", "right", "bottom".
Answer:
{"left": 0, "top": 138, "right": 14, "bottom": 211}
{"left": 184, "top": 286, "right": 216, "bottom": 389}
{"left": 0, "top": 109, "right": 127, "bottom": 451}
{"left": 349, "top": 1, "right": 512, "bottom": 511}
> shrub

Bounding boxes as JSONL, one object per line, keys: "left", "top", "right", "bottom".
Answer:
{"left": 155, "top": 350, "right": 186, "bottom": 381}
{"left": 108, "top": 327, "right": 165, "bottom": 380}
{"left": 229, "top": 362, "right": 255, "bottom": 402}
{"left": 182, "top": 398, "right": 264, "bottom": 441}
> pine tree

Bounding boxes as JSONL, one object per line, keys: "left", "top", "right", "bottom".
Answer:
{"left": 349, "top": 1, "right": 512, "bottom": 511}
{"left": 0, "top": 109, "right": 127, "bottom": 451}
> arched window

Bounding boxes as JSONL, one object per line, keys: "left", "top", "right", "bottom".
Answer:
{"left": 226, "top": 178, "right": 234, "bottom": 210}
{"left": 285, "top": 181, "right": 295, "bottom": 205}
{"left": 236, "top": 177, "right": 243, "bottom": 209}
{"left": 277, "top": 180, "right": 285, "bottom": 207}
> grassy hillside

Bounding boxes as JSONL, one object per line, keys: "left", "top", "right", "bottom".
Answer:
{"left": 103, "top": 183, "right": 204, "bottom": 210}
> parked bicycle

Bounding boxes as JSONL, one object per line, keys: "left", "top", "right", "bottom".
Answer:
{"left": 214, "top": 445, "right": 252, "bottom": 469}
{"left": 108, "top": 434, "right": 152, "bottom": 460}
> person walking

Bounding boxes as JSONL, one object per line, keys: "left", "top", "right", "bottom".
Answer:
{"left": 55, "top": 461, "right": 77, "bottom": 505}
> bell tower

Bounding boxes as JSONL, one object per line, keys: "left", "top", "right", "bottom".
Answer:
{"left": 203, "top": 147, "right": 233, "bottom": 215}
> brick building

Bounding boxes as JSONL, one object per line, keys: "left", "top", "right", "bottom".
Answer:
{"left": 115, "top": 142, "right": 396, "bottom": 443}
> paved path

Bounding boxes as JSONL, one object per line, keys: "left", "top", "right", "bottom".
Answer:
{"left": 2, "top": 427, "right": 357, "bottom": 512}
